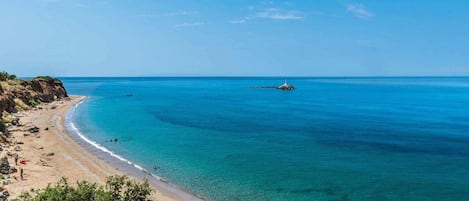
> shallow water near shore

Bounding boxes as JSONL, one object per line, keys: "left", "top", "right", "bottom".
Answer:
{"left": 62, "top": 77, "right": 469, "bottom": 201}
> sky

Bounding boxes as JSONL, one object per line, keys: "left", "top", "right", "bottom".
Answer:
{"left": 1, "top": 0, "right": 469, "bottom": 77}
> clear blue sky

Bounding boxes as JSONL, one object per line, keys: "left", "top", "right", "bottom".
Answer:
{"left": 1, "top": 0, "right": 468, "bottom": 77}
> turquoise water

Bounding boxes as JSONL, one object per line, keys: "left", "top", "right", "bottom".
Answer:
{"left": 63, "top": 77, "right": 469, "bottom": 201}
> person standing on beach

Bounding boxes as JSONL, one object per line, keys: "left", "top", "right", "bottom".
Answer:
{"left": 20, "top": 168, "right": 24, "bottom": 180}
{"left": 14, "top": 154, "right": 19, "bottom": 166}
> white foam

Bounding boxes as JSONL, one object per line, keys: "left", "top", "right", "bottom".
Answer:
{"left": 65, "top": 98, "right": 205, "bottom": 201}
{"left": 68, "top": 99, "right": 163, "bottom": 180}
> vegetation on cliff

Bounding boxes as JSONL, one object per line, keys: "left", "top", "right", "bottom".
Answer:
{"left": 0, "top": 71, "right": 16, "bottom": 81}
{"left": 12, "top": 176, "right": 152, "bottom": 201}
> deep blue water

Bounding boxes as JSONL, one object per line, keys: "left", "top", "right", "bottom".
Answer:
{"left": 63, "top": 77, "right": 469, "bottom": 201}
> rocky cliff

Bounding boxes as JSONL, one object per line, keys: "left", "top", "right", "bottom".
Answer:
{"left": 0, "top": 76, "right": 68, "bottom": 133}
{"left": 0, "top": 76, "right": 67, "bottom": 113}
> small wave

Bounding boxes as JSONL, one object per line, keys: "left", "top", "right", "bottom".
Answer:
{"left": 65, "top": 98, "right": 205, "bottom": 200}
{"left": 69, "top": 122, "right": 163, "bottom": 179}
{"left": 67, "top": 99, "right": 163, "bottom": 180}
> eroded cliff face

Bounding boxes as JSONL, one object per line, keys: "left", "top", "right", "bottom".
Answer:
{"left": 0, "top": 76, "right": 68, "bottom": 133}
{"left": 22, "top": 77, "right": 68, "bottom": 103}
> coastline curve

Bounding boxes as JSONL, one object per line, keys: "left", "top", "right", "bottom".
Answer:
{"left": 64, "top": 96, "right": 205, "bottom": 201}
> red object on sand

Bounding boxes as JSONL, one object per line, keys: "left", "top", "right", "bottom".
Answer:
{"left": 19, "top": 160, "right": 26, "bottom": 165}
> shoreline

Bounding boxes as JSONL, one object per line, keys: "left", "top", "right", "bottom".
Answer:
{"left": 7, "top": 96, "right": 204, "bottom": 201}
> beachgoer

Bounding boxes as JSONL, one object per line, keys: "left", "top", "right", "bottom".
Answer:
{"left": 14, "top": 154, "right": 19, "bottom": 166}
{"left": 20, "top": 168, "right": 24, "bottom": 180}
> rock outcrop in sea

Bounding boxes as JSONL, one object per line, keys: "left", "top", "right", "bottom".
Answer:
{"left": 252, "top": 80, "right": 295, "bottom": 90}
{"left": 277, "top": 80, "right": 295, "bottom": 90}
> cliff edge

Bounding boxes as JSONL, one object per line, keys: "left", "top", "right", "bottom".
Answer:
{"left": 0, "top": 74, "right": 68, "bottom": 134}
{"left": 0, "top": 76, "right": 67, "bottom": 113}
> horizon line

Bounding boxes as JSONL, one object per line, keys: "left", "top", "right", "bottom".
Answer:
{"left": 20, "top": 75, "right": 469, "bottom": 79}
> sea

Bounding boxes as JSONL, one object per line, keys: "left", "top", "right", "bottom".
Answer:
{"left": 61, "top": 77, "right": 469, "bottom": 201}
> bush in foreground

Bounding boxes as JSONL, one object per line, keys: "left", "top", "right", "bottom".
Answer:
{"left": 12, "top": 175, "right": 153, "bottom": 201}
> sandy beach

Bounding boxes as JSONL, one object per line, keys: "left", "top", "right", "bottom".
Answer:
{"left": 4, "top": 96, "right": 196, "bottom": 201}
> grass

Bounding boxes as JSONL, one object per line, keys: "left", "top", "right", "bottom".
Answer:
{"left": 14, "top": 99, "right": 30, "bottom": 110}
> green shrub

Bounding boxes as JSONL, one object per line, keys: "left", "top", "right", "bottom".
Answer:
{"left": 0, "top": 71, "right": 17, "bottom": 81}
{"left": 0, "top": 71, "right": 9, "bottom": 81}
{"left": 0, "top": 121, "right": 5, "bottom": 133}
{"left": 12, "top": 176, "right": 153, "bottom": 201}
{"left": 33, "top": 76, "right": 61, "bottom": 83}
{"left": 28, "top": 99, "right": 40, "bottom": 107}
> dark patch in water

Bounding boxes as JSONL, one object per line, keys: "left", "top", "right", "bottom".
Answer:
{"left": 329, "top": 194, "right": 350, "bottom": 201}
{"left": 271, "top": 186, "right": 350, "bottom": 201}
{"left": 150, "top": 103, "right": 469, "bottom": 158}
{"left": 150, "top": 108, "right": 282, "bottom": 133}
{"left": 316, "top": 130, "right": 469, "bottom": 157}
{"left": 273, "top": 187, "right": 325, "bottom": 194}
{"left": 272, "top": 186, "right": 341, "bottom": 195}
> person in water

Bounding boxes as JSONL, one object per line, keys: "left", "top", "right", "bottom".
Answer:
{"left": 153, "top": 166, "right": 159, "bottom": 171}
